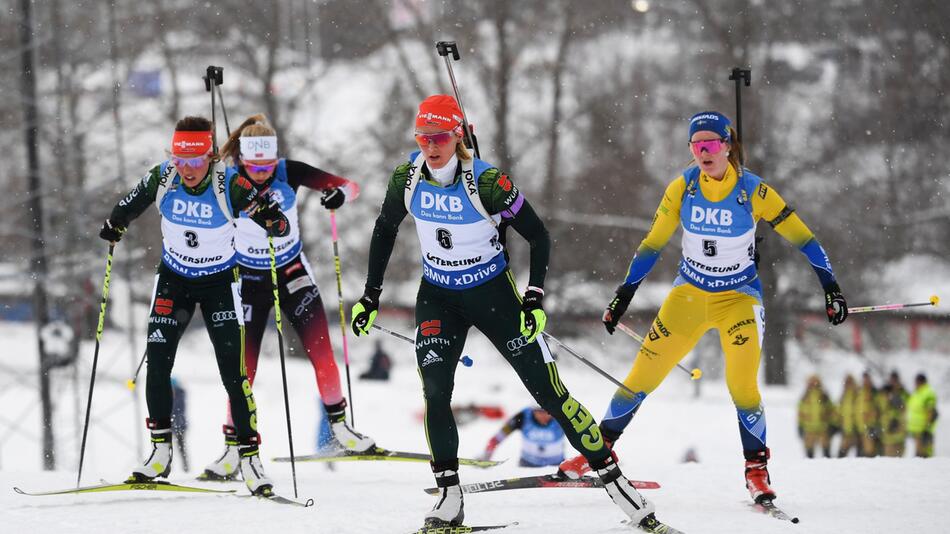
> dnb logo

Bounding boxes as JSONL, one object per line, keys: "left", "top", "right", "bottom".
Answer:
{"left": 154, "top": 298, "right": 174, "bottom": 316}
{"left": 420, "top": 319, "right": 442, "bottom": 337}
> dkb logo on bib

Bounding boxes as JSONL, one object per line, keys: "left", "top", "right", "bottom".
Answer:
{"left": 172, "top": 199, "right": 214, "bottom": 218}
{"left": 690, "top": 206, "right": 732, "bottom": 226}
{"left": 421, "top": 191, "right": 463, "bottom": 212}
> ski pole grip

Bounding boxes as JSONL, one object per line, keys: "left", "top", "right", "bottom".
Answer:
{"left": 436, "top": 41, "right": 460, "bottom": 60}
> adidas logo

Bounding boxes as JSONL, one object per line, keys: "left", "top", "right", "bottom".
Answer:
{"left": 421, "top": 349, "right": 443, "bottom": 367}
{"left": 148, "top": 329, "right": 166, "bottom": 344}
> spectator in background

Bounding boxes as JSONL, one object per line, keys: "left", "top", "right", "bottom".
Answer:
{"left": 798, "top": 375, "right": 834, "bottom": 458}
{"left": 360, "top": 340, "right": 392, "bottom": 381}
{"left": 878, "top": 371, "right": 908, "bottom": 457}
{"left": 480, "top": 407, "right": 566, "bottom": 468}
{"left": 855, "top": 372, "right": 881, "bottom": 457}
{"left": 836, "top": 374, "right": 859, "bottom": 457}
{"left": 907, "top": 373, "right": 938, "bottom": 458}
{"left": 170, "top": 377, "right": 189, "bottom": 472}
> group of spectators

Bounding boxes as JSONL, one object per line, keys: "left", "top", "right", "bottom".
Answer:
{"left": 798, "top": 371, "right": 938, "bottom": 458}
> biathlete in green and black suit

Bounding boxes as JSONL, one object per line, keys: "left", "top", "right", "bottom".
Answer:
{"left": 350, "top": 95, "right": 668, "bottom": 531}
{"left": 99, "top": 116, "right": 288, "bottom": 495}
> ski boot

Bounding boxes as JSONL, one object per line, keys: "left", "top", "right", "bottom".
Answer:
{"left": 239, "top": 441, "right": 273, "bottom": 496}
{"left": 557, "top": 437, "right": 616, "bottom": 479}
{"left": 127, "top": 423, "right": 173, "bottom": 482}
{"left": 326, "top": 400, "right": 375, "bottom": 453}
{"left": 198, "top": 425, "right": 241, "bottom": 481}
{"left": 595, "top": 455, "right": 656, "bottom": 529}
{"left": 744, "top": 447, "right": 777, "bottom": 503}
{"left": 424, "top": 462, "right": 464, "bottom": 527}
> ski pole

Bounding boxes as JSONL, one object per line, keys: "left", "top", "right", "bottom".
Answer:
{"left": 203, "top": 65, "right": 224, "bottom": 156}
{"left": 371, "top": 323, "right": 473, "bottom": 367}
{"left": 615, "top": 323, "right": 702, "bottom": 380}
{"left": 77, "top": 243, "right": 114, "bottom": 487}
{"left": 329, "top": 210, "right": 356, "bottom": 425}
{"left": 268, "top": 229, "right": 298, "bottom": 498}
{"left": 728, "top": 67, "right": 751, "bottom": 164}
{"left": 435, "top": 41, "right": 480, "bottom": 158}
{"left": 848, "top": 295, "right": 939, "bottom": 314}
{"left": 126, "top": 349, "right": 147, "bottom": 390}
{"left": 540, "top": 332, "right": 637, "bottom": 397}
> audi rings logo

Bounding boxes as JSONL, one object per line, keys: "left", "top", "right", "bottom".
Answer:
{"left": 506, "top": 335, "right": 530, "bottom": 352}
{"left": 211, "top": 311, "right": 238, "bottom": 322}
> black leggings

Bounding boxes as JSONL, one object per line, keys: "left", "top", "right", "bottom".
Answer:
{"left": 414, "top": 270, "right": 610, "bottom": 469}
{"left": 144, "top": 265, "right": 258, "bottom": 443}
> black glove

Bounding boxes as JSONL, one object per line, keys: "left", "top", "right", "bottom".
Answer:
{"left": 99, "top": 219, "right": 127, "bottom": 243}
{"left": 320, "top": 187, "right": 345, "bottom": 210}
{"left": 351, "top": 286, "right": 382, "bottom": 336}
{"left": 824, "top": 282, "right": 848, "bottom": 325}
{"left": 252, "top": 196, "right": 289, "bottom": 237}
{"left": 519, "top": 287, "right": 546, "bottom": 343}
{"left": 603, "top": 283, "right": 637, "bottom": 334}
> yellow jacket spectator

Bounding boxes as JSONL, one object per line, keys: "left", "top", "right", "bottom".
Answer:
{"left": 854, "top": 372, "right": 881, "bottom": 457}
{"left": 798, "top": 375, "right": 834, "bottom": 458}
{"left": 836, "top": 375, "right": 859, "bottom": 457}
{"left": 878, "top": 371, "right": 908, "bottom": 457}
{"left": 907, "top": 373, "right": 938, "bottom": 457}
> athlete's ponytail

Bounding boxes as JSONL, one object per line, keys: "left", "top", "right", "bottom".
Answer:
{"left": 220, "top": 114, "right": 277, "bottom": 164}
{"left": 727, "top": 126, "right": 744, "bottom": 174}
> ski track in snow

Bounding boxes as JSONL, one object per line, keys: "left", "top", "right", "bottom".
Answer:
{"left": 2, "top": 322, "right": 949, "bottom": 533}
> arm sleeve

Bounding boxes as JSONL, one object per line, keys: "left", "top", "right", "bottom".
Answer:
{"left": 284, "top": 159, "right": 360, "bottom": 201}
{"left": 752, "top": 182, "right": 838, "bottom": 288}
{"left": 479, "top": 168, "right": 550, "bottom": 289}
{"left": 108, "top": 164, "right": 162, "bottom": 226}
{"left": 489, "top": 411, "right": 525, "bottom": 449}
{"left": 365, "top": 164, "right": 411, "bottom": 291}
{"left": 621, "top": 177, "right": 685, "bottom": 287}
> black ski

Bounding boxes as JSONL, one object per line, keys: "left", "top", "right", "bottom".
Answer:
{"left": 423, "top": 474, "right": 659, "bottom": 495}
{"left": 409, "top": 522, "right": 517, "bottom": 533}
{"left": 751, "top": 499, "right": 799, "bottom": 523}
{"left": 273, "top": 446, "right": 501, "bottom": 469}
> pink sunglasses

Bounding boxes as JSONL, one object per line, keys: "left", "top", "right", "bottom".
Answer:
{"left": 689, "top": 138, "right": 727, "bottom": 157}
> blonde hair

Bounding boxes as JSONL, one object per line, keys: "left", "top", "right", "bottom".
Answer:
{"left": 455, "top": 140, "right": 472, "bottom": 161}
{"left": 221, "top": 114, "right": 277, "bottom": 164}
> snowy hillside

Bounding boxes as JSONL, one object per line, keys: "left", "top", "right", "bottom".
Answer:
{"left": 3, "top": 321, "right": 949, "bottom": 533}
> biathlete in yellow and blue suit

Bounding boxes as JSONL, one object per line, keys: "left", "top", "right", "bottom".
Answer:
{"left": 558, "top": 111, "right": 850, "bottom": 505}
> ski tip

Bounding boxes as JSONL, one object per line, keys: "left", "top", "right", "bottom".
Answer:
{"left": 13, "top": 486, "right": 25, "bottom": 495}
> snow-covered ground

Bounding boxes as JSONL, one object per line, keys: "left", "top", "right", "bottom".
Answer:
{"left": 2, "top": 320, "right": 949, "bottom": 533}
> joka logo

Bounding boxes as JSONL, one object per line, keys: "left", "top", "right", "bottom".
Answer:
{"left": 172, "top": 199, "right": 214, "bottom": 218}
{"left": 155, "top": 298, "right": 174, "bottom": 316}
{"left": 420, "top": 320, "right": 442, "bottom": 337}
{"left": 211, "top": 311, "right": 238, "bottom": 322}
{"left": 758, "top": 184, "right": 769, "bottom": 199}
{"left": 421, "top": 349, "right": 444, "bottom": 367}
{"left": 732, "top": 333, "right": 750, "bottom": 346}
{"left": 420, "top": 191, "right": 463, "bottom": 212}
{"left": 690, "top": 206, "right": 733, "bottom": 226}
{"left": 497, "top": 174, "right": 512, "bottom": 192}
{"left": 148, "top": 329, "right": 166, "bottom": 344}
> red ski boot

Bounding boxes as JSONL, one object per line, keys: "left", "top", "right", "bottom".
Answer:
{"left": 744, "top": 448, "right": 777, "bottom": 503}
{"left": 557, "top": 440, "right": 617, "bottom": 480}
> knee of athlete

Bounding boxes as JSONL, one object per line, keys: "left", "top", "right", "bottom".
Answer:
{"left": 420, "top": 376, "right": 454, "bottom": 404}
{"left": 728, "top": 380, "right": 761, "bottom": 410}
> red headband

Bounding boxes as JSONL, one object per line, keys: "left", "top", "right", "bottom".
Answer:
{"left": 170, "top": 130, "right": 213, "bottom": 156}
